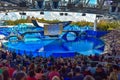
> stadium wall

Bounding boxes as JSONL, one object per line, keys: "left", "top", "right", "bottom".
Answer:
{"left": 0, "top": 11, "right": 96, "bottom": 22}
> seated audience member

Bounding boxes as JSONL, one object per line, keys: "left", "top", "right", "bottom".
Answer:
{"left": 0, "top": 48, "right": 120, "bottom": 80}
{"left": 52, "top": 76, "right": 61, "bottom": 80}
{"left": 2, "top": 69, "right": 10, "bottom": 80}
{"left": 71, "top": 68, "right": 84, "bottom": 80}
{"left": 35, "top": 68, "right": 43, "bottom": 80}
{"left": 12, "top": 66, "right": 20, "bottom": 79}
{"left": 109, "top": 65, "right": 120, "bottom": 80}
{"left": 83, "top": 75, "right": 95, "bottom": 80}
{"left": 27, "top": 70, "right": 36, "bottom": 80}
{"left": 48, "top": 66, "right": 60, "bottom": 80}
{"left": 94, "top": 64, "right": 107, "bottom": 80}
{"left": 14, "top": 71, "right": 27, "bottom": 80}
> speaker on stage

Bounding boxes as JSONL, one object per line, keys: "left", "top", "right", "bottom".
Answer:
{"left": 40, "top": 11, "right": 44, "bottom": 15}
{"left": 60, "top": 13, "right": 63, "bottom": 16}
{"left": 19, "top": 12, "right": 26, "bottom": 15}
{"left": 111, "top": 6, "right": 117, "bottom": 12}
{"left": 65, "top": 13, "right": 68, "bottom": 16}
{"left": 37, "top": 0, "right": 44, "bottom": 9}
{"left": 19, "top": 1, "right": 26, "bottom": 7}
{"left": 111, "top": 2, "right": 117, "bottom": 12}
{"left": 52, "top": 0, "right": 59, "bottom": 9}
{"left": 82, "top": 13, "right": 86, "bottom": 16}
{"left": 118, "top": 7, "right": 120, "bottom": 12}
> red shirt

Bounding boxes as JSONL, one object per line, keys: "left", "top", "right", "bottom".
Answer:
{"left": 35, "top": 73, "right": 43, "bottom": 80}
{"left": 27, "top": 76, "right": 37, "bottom": 80}
{"left": 8, "top": 67, "right": 15, "bottom": 78}
{"left": 48, "top": 71, "right": 60, "bottom": 80}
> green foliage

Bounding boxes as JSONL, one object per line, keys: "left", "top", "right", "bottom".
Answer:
{"left": 4, "top": 18, "right": 61, "bottom": 25}
{"left": 4, "top": 20, "right": 15, "bottom": 25}
{"left": 37, "top": 18, "right": 60, "bottom": 23}
{"left": 4, "top": 19, "right": 30, "bottom": 25}
{"left": 71, "top": 21, "right": 94, "bottom": 27}
{"left": 97, "top": 20, "right": 120, "bottom": 31}
{"left": 4, "top": 18, "right": 120, "bottom": 31}
{"left": 97, "top": 20, "right": 109, "bottom": 31}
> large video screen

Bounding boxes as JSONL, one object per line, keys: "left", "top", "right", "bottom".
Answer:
{"left": 44, "top": 24, "right": 63, "bottom": 36}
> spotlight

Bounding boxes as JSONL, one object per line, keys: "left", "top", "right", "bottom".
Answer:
{"left": 60, "top": 13, "right": 63, "bottom": 16}
{"left": 65, "top": 13, "right": 68, "bottom": 16}
{"left": 19, "top": 12, "right": 26, "bottom": 15}
{"left": 40, "top": 11, "right": 44, "bottom": 15}
{"left": 82, "top": 13, "right": 86, "bottom": 16}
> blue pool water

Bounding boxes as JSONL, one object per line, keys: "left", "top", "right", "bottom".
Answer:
{"left": 1, "top": 24, "right": 106, "bottom": 57}
{"left": 3, "top": 37, "right": 104, "bottom": 57}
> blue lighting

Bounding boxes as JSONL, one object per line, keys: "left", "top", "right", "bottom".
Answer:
{"left": 90, "top": 0, "right": 97, "bottom": 4}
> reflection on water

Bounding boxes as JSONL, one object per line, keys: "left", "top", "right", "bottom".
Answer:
{"left": 3, "top": 37, "right": 104, "bottom": 57}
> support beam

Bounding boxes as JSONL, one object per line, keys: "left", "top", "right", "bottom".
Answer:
{"left": 94, "top": 18, "right": 97, "bottom": 31}
{"left": 97, "top": 0, "right": 105, "bottom": 9}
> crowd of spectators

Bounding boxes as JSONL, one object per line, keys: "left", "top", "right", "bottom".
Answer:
{"left": 0, "top": 49, "right": 120, "bottom": 80}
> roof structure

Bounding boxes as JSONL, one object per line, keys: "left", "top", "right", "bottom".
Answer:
{"left": 0, "top": 0, "right": 120, "bottom": 19}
